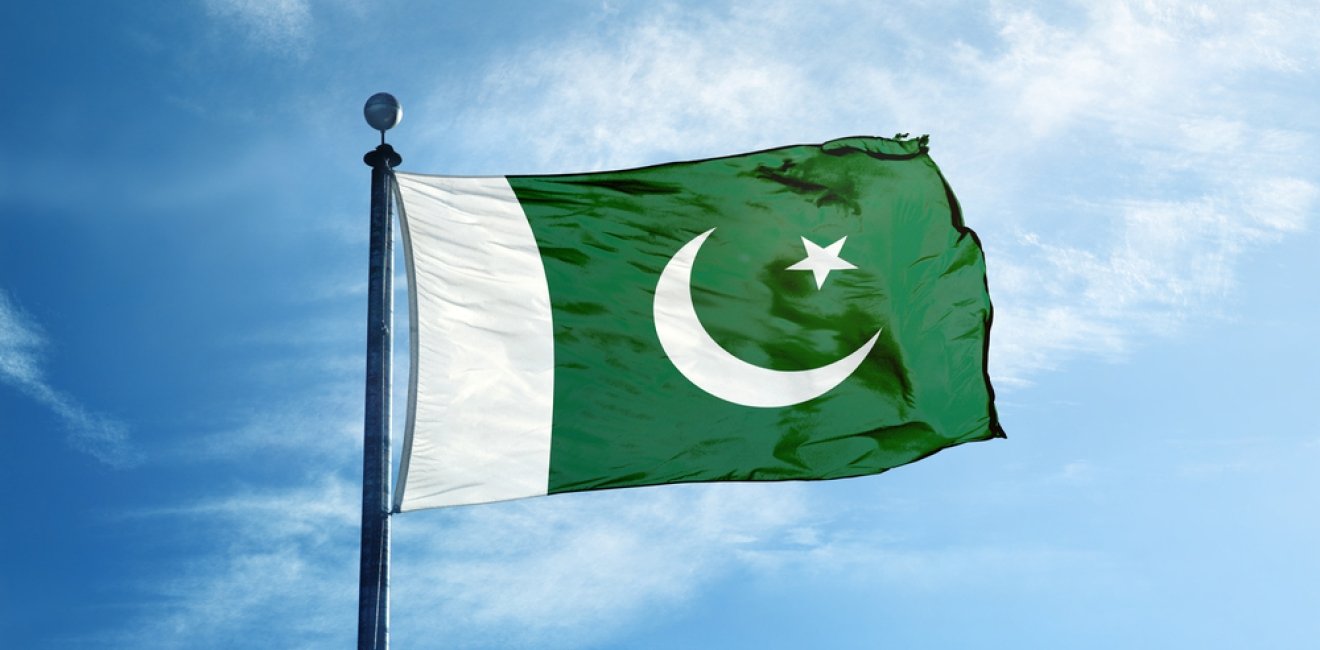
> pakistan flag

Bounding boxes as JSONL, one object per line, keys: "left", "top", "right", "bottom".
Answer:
{"left": 392, "top": 136, "right": 1003, "bottom": 511}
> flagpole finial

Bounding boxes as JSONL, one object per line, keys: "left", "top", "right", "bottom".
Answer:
{"left": 363, "top": 92, "right": 403, "bottom": 169}
{"left": 364, "top": 92, "right": 402, "bottom": 145}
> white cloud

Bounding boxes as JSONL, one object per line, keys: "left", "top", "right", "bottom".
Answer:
{"left": 156, "top": 312, "right": 370, "bottom": 466}
{"left": 432, "top": 0, "right": 1319, "bottom": 386}
{"left": 392, "top": 483, "right": 810, "bottom": 648}
{"left": 134, "top": 475, "right": 361, "bottom": 548}
{"left": 0, "top": 289, "right": 139, "bottom": 467}
{"left": 749, "top": 534, "right": 1115, "bottom": 594}
{"left": 99, "top": 479, "right": 814, "bottom": 649}
{"left": 100, "top": 477, "right": 361, "bottom": 650}
{"left": 427, "top": 3, "right": 825, "bottom": 173}
{"left": 169, "top": 383, "right": 361, "bottom": 463}
{"left": 966, "top": 1, "right": 1319, "bottom": 381}
{"left": 203, "top": 0, "right": 312, "bottom": 56}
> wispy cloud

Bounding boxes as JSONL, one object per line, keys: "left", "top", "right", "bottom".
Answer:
{"left": 98, "top": 479, "right": 812, "bottom": 649}
{"left": 164, "top": 384, "right": 360, "bottom": 464}
{"left": 393, "top": 483, "right": 811, "bottom": 648}
{"left": 203, "top": 0, "right": 312, "bottom": 57}
{"left": 746, "top": 533, "right": 1117, "bottom": 595}
{"left": 431, "top": 0, "right": 1319, "bottom": 386}
{"left": 428, "top": 2, "right": 822, "bottom": 173}
{"left": 97, "top": 476, "right": 360, "bottom": 650}
{"left": 0, "top": 289, "right": 139, "bottom": 467}
{"left": 961, "top": 2, "right": 1319, "bottom": 383}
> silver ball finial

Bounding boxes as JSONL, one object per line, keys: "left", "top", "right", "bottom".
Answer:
{"left": 364, "top": 92, "right": 402, "bottom": 134}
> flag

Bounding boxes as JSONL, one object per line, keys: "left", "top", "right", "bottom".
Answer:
{"left": 392, "top": 136, "right": 1003, "bottom": 511}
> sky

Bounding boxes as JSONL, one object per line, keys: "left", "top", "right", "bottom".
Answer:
{"left": 1, "top": 1, "right": 1318, "bottom": 648}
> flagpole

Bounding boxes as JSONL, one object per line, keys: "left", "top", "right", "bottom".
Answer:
{"left": 359, "top": 93, "right": 402, "bottom": 650}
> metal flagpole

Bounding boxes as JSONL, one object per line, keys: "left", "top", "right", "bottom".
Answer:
{"left": 359, "top": 92, "right": 402, "bottom": 650}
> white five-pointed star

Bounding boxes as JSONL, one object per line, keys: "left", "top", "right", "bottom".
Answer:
{"left": 786, "top": 236, "right": 856, "bottom": 289}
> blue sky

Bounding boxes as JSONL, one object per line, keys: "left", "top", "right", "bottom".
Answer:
{"left": 2, "top": 1, "right": 1318, "bottom": 648}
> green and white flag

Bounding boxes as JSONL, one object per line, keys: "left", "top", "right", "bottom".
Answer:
{"left": 393, "top": 136, "right": 1003, "bottom": 511}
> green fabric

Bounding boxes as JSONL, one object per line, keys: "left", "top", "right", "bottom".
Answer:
{"left": 507, "top": 136, "right": 1003, "bottom": 494}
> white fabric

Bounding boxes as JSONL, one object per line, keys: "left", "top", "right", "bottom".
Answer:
{"left": 393, "top": 173, "right": 554, "bottom": 510}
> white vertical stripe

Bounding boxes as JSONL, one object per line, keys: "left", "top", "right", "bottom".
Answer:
{"left": 393, "top": 173, "right": 554, "bottom": 510}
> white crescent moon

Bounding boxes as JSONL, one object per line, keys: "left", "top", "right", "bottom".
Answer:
{"left": 653, "top": 228, "right": 882, "bottom": 408}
